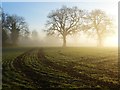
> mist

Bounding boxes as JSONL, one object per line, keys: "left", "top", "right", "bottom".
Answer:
{"left": 18, "top": 31, "right": 118, "bottom": 47}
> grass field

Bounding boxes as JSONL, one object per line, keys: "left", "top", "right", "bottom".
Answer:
{"left": 2, "top": 47, "right": 119, "bottom": 89}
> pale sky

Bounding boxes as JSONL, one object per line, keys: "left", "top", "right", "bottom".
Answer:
{"left": 1, "top": 0, "right": 119, "bottom": 2}
{"left": 2, "top": 2, "right": 118, "bottom": 31}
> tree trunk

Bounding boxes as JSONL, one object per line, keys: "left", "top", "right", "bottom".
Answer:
{"left": 11, "top": 23, "right": 19, "bottom": 46}
{"left": 97, "top": 36, "right": 103, "bottom": 47}
{"left": 96, "top": 28, "right": 103, "bottom": 47}
{"left": 63, "top": 35, "right": 66, "bottom": 47}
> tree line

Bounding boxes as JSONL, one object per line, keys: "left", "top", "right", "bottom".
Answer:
{"left": 1, "top": 9, "right": 39, "bottom": 46}
{"left": 1, "top": 6, "right": 114, "bottom": 47}
{"left": 46, "top": 6, "right": 114, "bottom": 47}
{"left": 2, "top": 11, "right": 29, "bottom": 46}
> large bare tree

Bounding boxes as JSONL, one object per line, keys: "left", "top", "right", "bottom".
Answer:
{"left": 45, "top": 6, "right": 85, "bottom": 47}
{"left": 86, "top": 9, "right": 113, "bottom": 47}
{"left": 5, "top": 14, "right": 29, "bottom": 45}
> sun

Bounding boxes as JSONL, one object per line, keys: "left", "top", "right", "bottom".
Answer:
{"left": 104, "top": 35, "right": 118, "bottom": 47}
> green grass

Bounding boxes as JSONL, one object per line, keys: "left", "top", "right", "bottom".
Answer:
{"left": 2, "top": 47, "right": 119, "bottom": 89}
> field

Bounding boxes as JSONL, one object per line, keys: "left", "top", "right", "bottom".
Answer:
{"left": 2, "top": 47, "right": 119, "bottom": 89}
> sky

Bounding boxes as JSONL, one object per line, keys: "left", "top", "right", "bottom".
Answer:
{"left": 1, "top": 1, "right": 118, "bottom": 46}
{"left": 1, "top": 0, "right": 119, "bottom": 2}
{"left": 2, "top": 2, "right": 118, "bottom": 31}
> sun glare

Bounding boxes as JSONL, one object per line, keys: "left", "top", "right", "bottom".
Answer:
{"left": 103, "top": 4, "right": 118, "bottom": 47}
{"left": 104, "top": 35, "right": 118, "bottom": 47}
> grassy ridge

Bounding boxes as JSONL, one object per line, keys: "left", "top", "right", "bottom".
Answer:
{"left": 2, "top": 47, "right": 119, "bottom": 89}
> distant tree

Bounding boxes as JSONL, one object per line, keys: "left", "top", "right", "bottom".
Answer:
{"left": 5, "top": 14, "right": 29, "bottom": 45}
{"left": 0, "top": 7, "right": 1, "bottom": 26}
{"left": 45, "top": 6, "right": 85, "bottom": 47}
{"left": 0, "top": 7, "right": 2, "bottom": 46}
{"left": 31, "top": 30, "right": 38, "bottom": 40}
{"left": 1, "top": 11, "right": 9, "bottom": 45}
{"left": 86, "top": 9, "right": 113, "bottom": 47}
{"left": 23, "top": 30, "right": 30, "bottom": 40}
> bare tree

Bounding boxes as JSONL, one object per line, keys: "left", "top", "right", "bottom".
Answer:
{"left": 86, "top": 9, "right": 113, "bottom": 47}
{"left": 31, "top": 30, "right": 38, "bottom": 41}
{"left": 45, "top": 6, "right": 85, "bottom": 47}
{"left": 5, "top": 14, "right": 29, "bottom": 45}
{"left": 0, "top": 7, "right": 2, "bottom": 47}
{"left": 1, "top": 10, "right": 9, "bottom": 45}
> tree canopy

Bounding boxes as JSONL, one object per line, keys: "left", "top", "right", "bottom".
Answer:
{"left": 46, "top": 6, "right": 86, "bottom": 47}
{"left": 45, "top": 6, "right": 114, "bottom": 47}
{"left": 85, "top": 9, "right": 113, "bottom": 47}
{"left": 2, "top": 13, "right": 29, "bottom": 45}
